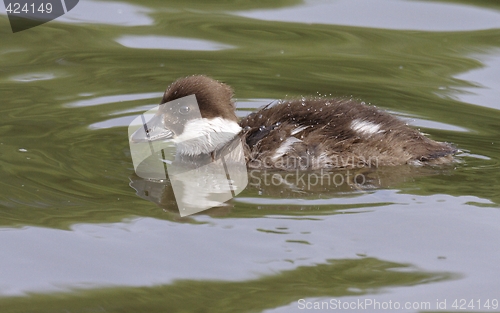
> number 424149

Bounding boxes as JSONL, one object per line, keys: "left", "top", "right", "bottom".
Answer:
{"left": 5, "top": 3, "right": 53, "bottom": 14}
{"left": 452, "top": 299, "right": 498, "bottom": 310}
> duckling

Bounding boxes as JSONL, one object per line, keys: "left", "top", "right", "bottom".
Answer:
{"left": 130, "top": 75, "right": 456, "bottom": 170}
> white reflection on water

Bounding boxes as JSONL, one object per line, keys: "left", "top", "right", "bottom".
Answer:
{"left": 236, "top": 0, "right": 500, "bottom": 31}
{"left": 89, "top": 116, "right": 136, "bottom": 130}
{"left": 116, "top": 35, "right": 234, "bottom": 51}
{"left": 65, "top": 92, "right": 160, "bottom": 108}
{"left": 0, "top": 191, "right": 498, "bottom": 299}
{"left": 454, "top": 50, "right": 500, "bottom": 111}
{"left": 9, "top": 73, "right": 58, "bottom": 82}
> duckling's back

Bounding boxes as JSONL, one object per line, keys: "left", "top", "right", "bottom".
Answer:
{"left": 240, "top": 98, "right": 456, "bottom": 170}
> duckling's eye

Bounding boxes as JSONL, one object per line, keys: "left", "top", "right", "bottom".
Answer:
{"left": 179, "top": 106, "right": 190, "bottom": 115}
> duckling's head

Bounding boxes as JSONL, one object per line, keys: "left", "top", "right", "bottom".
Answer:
{"left": 130, "top": 75, "right": 242, "bottom": 156}
{"left": 161, "top": 75, "right": 238, "bottom": 123}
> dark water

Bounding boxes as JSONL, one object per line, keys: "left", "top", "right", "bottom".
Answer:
{"left": 1, "top": 0, "right": 500, "bottom": 312}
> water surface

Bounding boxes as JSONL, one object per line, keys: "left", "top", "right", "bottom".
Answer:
{"left": 1, "top": 0, "right": 500, "bottom": 312}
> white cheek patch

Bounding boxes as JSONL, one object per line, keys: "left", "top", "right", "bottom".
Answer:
{"left": 351, "top": 119, "right": 383, "bottom": 136}
{"left": 173, "top": 117, "right": 241, "bottom": 155}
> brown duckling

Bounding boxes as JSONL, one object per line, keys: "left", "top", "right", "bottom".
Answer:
{"left": 130, "top": 75, "right": 456, "bottom": 170}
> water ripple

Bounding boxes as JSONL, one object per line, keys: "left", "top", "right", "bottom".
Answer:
{"left": 235, "top": 0, "right": 500, "bottom": 31}
{"left": 116, "top": 35, "right": 234, "bottom": 51}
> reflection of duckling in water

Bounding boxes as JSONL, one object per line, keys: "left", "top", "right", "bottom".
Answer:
{"left": 131, "top": 75, "right": 457, "bottom": 170}
{"left": 130, "top": 163, "right": 454, "bottom": 217}
{"left": 129, "top": 174, "right": 233, "bottom": 218}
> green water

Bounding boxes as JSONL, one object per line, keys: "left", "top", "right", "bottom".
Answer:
{"left": 1, "top": 0, "right": 500, "bottom": 312}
